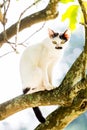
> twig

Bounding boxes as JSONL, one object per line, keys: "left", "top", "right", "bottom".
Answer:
{"left": 0, "top": 0, "right": 8, "bottom": 8}
{"left": 15, "top": 0, "right": 41, "bottom": 48}
{"left": 18, "top": 21, "right": 46, "bottom": 45}
{"left": 3, "top": 0, "right": 10, "bottom": 18}
{"left": 2, "top": 0, "right": 20, "bottom": 53}
{"left": 3, "top": 0, "right": 11, "bottom": 43}
{"left": 2, "top": 0, "right": 17, "bottom": 52}
{"left": 79, "top": 22, "right": 87, "bottom": 27}
{"left": 3, "top": 0, "right": 9, "bottom": 25}
{"left": 0, "top": 51, "right": 14, "bottom": 58}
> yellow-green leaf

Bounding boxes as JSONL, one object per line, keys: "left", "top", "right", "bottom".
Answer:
{"left": 60, "top": 0, "right": 75, "bottom": 3}
{"left": 62, "top": 5, "right": 79, "bottom": 30}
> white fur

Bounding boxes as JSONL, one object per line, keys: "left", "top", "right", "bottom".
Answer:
{"left": 20, "top": 30, "right": 69, "bottom": 94}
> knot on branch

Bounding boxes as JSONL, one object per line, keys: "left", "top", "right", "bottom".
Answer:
{"left": 46, "top": 10, "right": 58, "bottom": 19}
{"left": 79, "top": 99, "right": 87, "bottom": 110}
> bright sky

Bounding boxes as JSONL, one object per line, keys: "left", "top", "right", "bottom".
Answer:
{"left": 0, "top": 0, "right": 85, "bottom": 130}
{"left": 0, "top": 0, "right": 50, "bottom": 102}
{"left": 0, "top": 0, "right": 70, "bottom": 103}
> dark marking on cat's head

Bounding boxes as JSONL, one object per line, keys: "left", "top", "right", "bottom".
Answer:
{"left": 48, "top": 28, "right": 71, "bottom": 48}
{"left": 48, "top": 28, "right": 59, "bottom": 38}
{"left": 23, "top": 87, "right": 30, "bottom": 94}
{"left": 52, "top": 32, "right": 59, "bottom": 38}
{"left": 59, "top": 29, "right": 71, "bottom": 42}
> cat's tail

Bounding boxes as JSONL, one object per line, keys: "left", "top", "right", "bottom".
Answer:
{"left": 23, "top": 88, "right": 45, "bottom": 123}
{"left": 33, "top": 107, "right": 45, "bottom": 123}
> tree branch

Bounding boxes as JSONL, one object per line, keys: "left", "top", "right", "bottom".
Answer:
{"left": 0, "top": 0, "right": 59, "bottom": 47}
{"left": 0, "top": 51, "right": 86, "bottom": 121}
{"left": 78, "top": 0, "right": 87, "bottom": 78}
{"left": 35, "top": 86, "right": 87, "bottom": 130}
{"left": 57, "top": 52, "right": 86, "bottom": 99}
{"left": 0, "top": 77, "right": 86, "bottom": 121}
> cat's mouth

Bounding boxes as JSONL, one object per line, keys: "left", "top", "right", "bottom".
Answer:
{"left": 52, "top": 41, "right": 63, "bottom": 50}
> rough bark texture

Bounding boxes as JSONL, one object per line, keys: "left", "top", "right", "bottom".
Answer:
{"left": 0, "top": 0, "right": 87, "bottom": 130}
{"left": 35, "top": 88, "right": 87, "bottom": 130}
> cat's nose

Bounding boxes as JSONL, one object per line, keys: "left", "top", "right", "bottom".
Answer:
{"left": 55, "top": 46, "right": 62, "bottom": 49}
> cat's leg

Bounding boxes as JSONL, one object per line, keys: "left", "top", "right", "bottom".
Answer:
{"left": 42, "top": 67, "right": 53, "bottom": 90}
{"left": 47, "top": 62, "right": 55, "bottom": 86}
{"left": 22, "top": 67, "right": 45, "bottom": 94}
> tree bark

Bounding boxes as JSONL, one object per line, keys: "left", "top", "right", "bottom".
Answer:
{"left": 35, "top": 87, "right": 87, "bottom": 130}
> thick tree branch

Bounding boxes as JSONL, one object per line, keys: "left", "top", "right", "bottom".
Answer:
{"left": 78, "top": 0, "right": 87, "bottom": 77}
{"left": 0, "top": 0, "right": 59, "bottom": 47}
{"left": 57, "top": 52, "right": 86, "bottom": 98}
{"left": 35, "top": 87, "right": 87, "bottom": 130}
{"left": 0, "top": 77, "right": 86, "bottom": 128}
{"left": 0, "top": 77, "right": 87, "bottom": 121}
{"left": 0, "top": 51, "right": 86, "bottom": 121}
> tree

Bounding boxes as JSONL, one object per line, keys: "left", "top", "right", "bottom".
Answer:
{"left": 0, "top": 0, "right": 87, "bottom": 129}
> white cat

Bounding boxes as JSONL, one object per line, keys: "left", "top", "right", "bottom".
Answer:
{"left": 20, "top": 28, "right": 71, "bottom": 123}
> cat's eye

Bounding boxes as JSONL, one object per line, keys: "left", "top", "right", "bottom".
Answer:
{"left": 61, "top": 40, "right": 65, "bottom": 44}
{"left": 52, "top": 41, "right": 57, "bottom": 44}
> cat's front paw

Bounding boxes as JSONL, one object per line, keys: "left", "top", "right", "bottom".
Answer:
{"left": 45, "top": 84, "right": 54, "bottom": 91}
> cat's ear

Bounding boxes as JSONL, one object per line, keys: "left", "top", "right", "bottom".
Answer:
{"left": 48, "top": 28, "right": 55, "bottom": 38}
{"left": 63, "top": 29, "right": 71, "bottom": 40}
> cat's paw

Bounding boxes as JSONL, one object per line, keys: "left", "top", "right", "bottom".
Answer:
{"left": 43, "top": 81, "right": 54, "bottom": 90}
{"left": 45, "top": 84, "right": 54, "bottom": 91}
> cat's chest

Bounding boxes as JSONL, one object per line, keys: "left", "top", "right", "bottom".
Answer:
{"left": 44, "top": 45, "right": 62, "bottom": 59}
{"left": 40, "top": 44, "right": 63, "bottom": 65}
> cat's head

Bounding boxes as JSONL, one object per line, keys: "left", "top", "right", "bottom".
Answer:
{"left": 48, "top": 28, "right": 71, "bottom": 49}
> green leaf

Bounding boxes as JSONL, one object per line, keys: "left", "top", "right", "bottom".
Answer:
{"left": 60, "top": 0, "right": 75, "bottom": 4}
{"left": 61, "top": 5, "right": 79, "bottom": 30}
